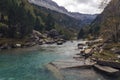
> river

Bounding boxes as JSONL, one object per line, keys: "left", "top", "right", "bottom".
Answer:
{"left": 0, "top": 41, "right": 119, "bottom": 80}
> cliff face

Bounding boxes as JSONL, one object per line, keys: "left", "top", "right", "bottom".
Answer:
{"left": 90, "top": 0, "right": 120, "bottom": 42}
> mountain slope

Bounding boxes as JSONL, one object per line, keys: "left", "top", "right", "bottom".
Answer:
{"left": 33, "top": 4, "right": 82, "bottom": 28}
{"left": 89, "top": 0, "right": 120, "bottom": 42}
{"left": 29, "top": 0, "right": 68, "bottom": 14}
{"left": 0, "top": 0, "right": 79, "bottom": 40}
{"left": 0, "top": 0, "right": 35, "bottom": 38}
{"left": 29, "top": 0, "right": 97, "bottom": 25}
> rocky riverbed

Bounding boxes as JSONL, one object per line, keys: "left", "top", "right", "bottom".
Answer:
{"left": 47, "top": 39, "right": 120, "bottom": 79}
{"left": 76, "top": 39, "right": 120, "bottom": 76}
{"left": 0, "top": 30, "right": 66, "bottom": 50}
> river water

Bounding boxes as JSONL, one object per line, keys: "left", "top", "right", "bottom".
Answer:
{"left": 0, "top": 41, "right": 119, "bottom": 80}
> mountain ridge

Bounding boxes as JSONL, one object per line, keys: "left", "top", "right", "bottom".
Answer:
{"left": 28, "top": 0, "right": 97, "bottom": 24}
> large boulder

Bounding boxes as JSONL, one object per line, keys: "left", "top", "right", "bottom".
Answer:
{"left": 47, "top": 29, "right": 59, "bottom": 38}
{"left": 32, "top": 30, "right": 45, "bottom": 39}
{"left": 30, "top": 30, "right": 47, "bottom": 43}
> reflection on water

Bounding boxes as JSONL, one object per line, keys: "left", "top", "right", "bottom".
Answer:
{"left": 0, "top": 41, "right": 119, "bottom": 80}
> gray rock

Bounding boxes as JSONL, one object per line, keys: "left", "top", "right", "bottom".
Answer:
{"left": 0, "top": 43, "right": 12, "bottom": 50}
{"left": 114, "top": 50, "right": 120, "bottom": 54}
{"left": 47, "top": 29, "right": 59, "bottom": 38}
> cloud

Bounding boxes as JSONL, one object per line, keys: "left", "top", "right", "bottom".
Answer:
{"left": 52, "top": 0, "right": 109, "bottom": 14}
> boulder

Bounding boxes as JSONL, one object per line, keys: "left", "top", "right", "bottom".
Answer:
{"left": 23, "top": 42, "right": 36, "bottom": 47}
{"left": 45, "top": 39, "right": 55, "bottom": 44}
{"left": 33, "top": 30, "right": 44, "bottom": 38}
{"left": 57, "top": 41, "right": 63, "bottom": 45}
{"left": 47, "top": 29, "right": 59, "bottom": 38}
{"left": 117, "top": 55, "right": 120, "bottom": 59}
{"left": 114, "top": 50, "right": 120, "bottom": 54}
{"left": 0, "top": 43, "right": 11, "bottom": 50}
{"left": 15, "top": 44, "right": 21, "bottom": 48}
{"left": 38, "top": 39, "right": 44, "bottom": 45}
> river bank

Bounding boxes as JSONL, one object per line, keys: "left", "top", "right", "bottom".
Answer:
{"left": 77, "top": 40, "right": 120, "bottom": 76}
{"left": 0, "top": 30, "right": 66, "bottom": 51}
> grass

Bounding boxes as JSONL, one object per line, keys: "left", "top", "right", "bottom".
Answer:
{"left": 104, "top": 43, "right": 120, "bottom": 50}
{"left": 92, "top": 50, "right": 120, "bottom": 62}
{"left": 89, "top": 41, "right": 120, "bottom": 62}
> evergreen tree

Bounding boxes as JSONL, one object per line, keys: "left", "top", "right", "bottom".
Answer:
{"left": 45, "top": 13, "right": 55, "bottom": 31}
{"left": 34, "top": 17, "right": 44, "bottom": 32}
{"left": 77, "top": 28, "right": 85, "bottom": 39}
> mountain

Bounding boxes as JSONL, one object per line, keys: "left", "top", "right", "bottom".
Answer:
{"left": 28, "top": 0, "right": 97, "bottom": 25}
{"left": 89, "top": 0, "right": 120, "bottom": 42}
{"left": 29, "top": 0, "right": 68, "bottom": 14}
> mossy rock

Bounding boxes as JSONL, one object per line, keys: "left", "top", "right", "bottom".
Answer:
{"left": 92, "top": 50, "right": 119, "bottom": 62}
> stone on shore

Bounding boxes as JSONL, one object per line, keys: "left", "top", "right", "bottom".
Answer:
{"left": 97, "top": 60, "right": 120, "bottom": 69}
{"left": 57, "top": 41, "right": 63, "bottom": 45}
{"left": 85, "top": 48, "right": 92, "bottom": 54}
{"left": 50, "top": 59, "right": 95, "bottom": 69}
{"left": 94, "top": 64, "right": 120, "bottom": 76}
{"left": 15, "top": 44, "right": 21, "bottom": 48}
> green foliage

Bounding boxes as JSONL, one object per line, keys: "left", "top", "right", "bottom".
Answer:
{"left": 0, "top": 23, "right": 8, "bottom": 37}
{"left": 0, "top": 0, "right": 78, "bottom": 40}
{"left": 45, "top": 13, "right": 55, "bottom": 31}
{"left": 93, "top": 50, "right": 119, "bottom": 62}
{"left": 34, "top": 17, "right": 44, "bottom": 32}
{"left": 55, "top": 24, "right": 76, "bottom": 40}
{"left": 0, "top": 23, "right": 7, "bottom": 27}
{"left": 0, "top": 0, "right": 35, "bottom": 38}
{"left": 77, "top": 25, "right": 92, "bottom": 40}
{"left": 77, "top": 28, "right": 85, "bottom": 39}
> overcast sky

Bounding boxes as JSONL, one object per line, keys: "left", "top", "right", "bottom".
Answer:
{"left": 52, "top": 0, "right": 110, "bottom": 14}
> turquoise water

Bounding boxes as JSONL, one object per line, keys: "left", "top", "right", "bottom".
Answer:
{"left": 0, "top": 41, "right": 119, "bottom": 80}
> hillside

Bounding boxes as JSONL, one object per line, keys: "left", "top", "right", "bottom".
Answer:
{"left": 89, "top": 0, "right": 120, "bottom": 42}
{"left": 78, "top": 0, "right": 120, "bottom": 42}
{"left": 29, "top": 0, "right": 97, "bottom": 25}
{"left": 0, "top": 0, "right": 79, "bottom": 40}
{"left": 0, "top": 0, "right": 35, "bottom": 38}
{"left": 33, "top": 5, "right": 82, "bottom": 29}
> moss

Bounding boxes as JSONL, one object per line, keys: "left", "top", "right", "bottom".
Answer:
{"left": 92, "top": 50, "right": 119, "bottom": 62}
{"left": 104, "top": 43, "right": 120, "bottom": 50}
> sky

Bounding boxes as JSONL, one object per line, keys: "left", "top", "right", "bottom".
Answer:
{"left": 52, "top": 0, "right": 110, "bottom": 14}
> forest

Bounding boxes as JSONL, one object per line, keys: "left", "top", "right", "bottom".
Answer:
{"left": 0, "top": 0, "right": 78, "bottom": 40}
